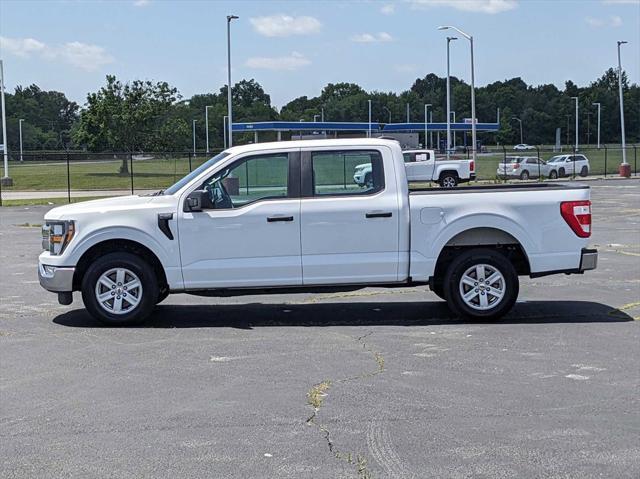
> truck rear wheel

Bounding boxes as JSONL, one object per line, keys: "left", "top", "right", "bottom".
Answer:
{"left": 443, "top": 249, "right": 518, "bottom": 321}
{"left": 81, "top": 252, "right": 158, "bottom": 325}
{"left": 439, "top": 173, "right": 458, "bottom": 188}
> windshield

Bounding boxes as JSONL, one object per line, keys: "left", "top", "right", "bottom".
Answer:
{"left": 163, "top": 151, "right": 230, "bottom": 195}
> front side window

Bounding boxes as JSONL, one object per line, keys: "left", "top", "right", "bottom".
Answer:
{"left": 200, "top": 153, "right": 289, "bottom": 208}
{"left": 312, "top": 150, "right": 384, "bottom": 196}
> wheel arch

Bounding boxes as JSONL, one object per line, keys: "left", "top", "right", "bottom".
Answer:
{"left": 73, "top": 238, "right": 168, "bottom": 292}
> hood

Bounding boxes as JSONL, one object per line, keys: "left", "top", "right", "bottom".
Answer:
{"left": 45, "top": 195, "right": 157, "bottom": 220}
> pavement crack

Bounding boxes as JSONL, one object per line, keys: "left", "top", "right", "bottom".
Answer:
{"left": 305, "top": 330, "right": 384, "bottom": 479}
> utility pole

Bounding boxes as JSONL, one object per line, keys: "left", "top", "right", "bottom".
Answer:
{"left": 223, "top": 115, "right": 228, "bottom": 149}
{"left": 205, "top": 105, "right": 212, "bottom": 153}
{"left": 0, "top": 59, "right": 11, "bottom": 186}
{"left": 192, "top": 120, "right": 197, "bottom": 156}
{"left": 406, "top": 103, "right": 410, "bottom": 123}
{"left": 227, "top": 14, "right": 239, "bottom": 147}
{"left": 445, "top": 36, "right": 457, "bottom": 159}
{"left": 585, "top": 111, "right": 592, "bottom": 146}
{"left": 571, "top": 97, "right": 579, "bottom": 151}
{"left": 592, "top": 102, "right": 601, "bottom": 149}
{"left": 617, "top": 40, "right": 629, "bottom": 175}
{"left": 19, "top": 119, "right": 24, "bottom": 162}
{"left": 368, "top": 99, "right": 372, "bottom": 138}
{"left": 424, "top": 104, "right": 432, "bottom": 149}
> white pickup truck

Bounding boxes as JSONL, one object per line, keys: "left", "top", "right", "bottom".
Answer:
{"left": 39, "top": 139, "right": 597, "bottom": 325}
{"left": 354, "top": 149, "right": 475, "bottom": 188}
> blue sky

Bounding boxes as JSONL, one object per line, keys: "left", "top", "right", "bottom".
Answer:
{"left": 1, "top": 0, "right": 639, "bottom": 109}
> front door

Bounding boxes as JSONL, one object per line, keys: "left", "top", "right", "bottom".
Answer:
{"left": 300, "top": 148, "right": 400, "bottom": 285}
{"left": 404, "top": 152, "right": 435, "bottom": 181}
{"left": 179, "top": 151, "right": 302, "bottom": 289}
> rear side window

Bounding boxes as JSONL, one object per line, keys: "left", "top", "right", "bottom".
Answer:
{"left": 311, "top": 150, "right": 385, "bottom": 196}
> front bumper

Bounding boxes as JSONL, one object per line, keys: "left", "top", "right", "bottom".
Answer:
{"left": 38, "top": 262, "right": 75, "bottom": 292}
{"left": 579, "top": 248, "right": 598, "bottom": 272}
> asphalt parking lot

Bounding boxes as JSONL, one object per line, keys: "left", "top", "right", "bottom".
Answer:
{"left": 1, "top": 179, "right": 639, "bottom": 479}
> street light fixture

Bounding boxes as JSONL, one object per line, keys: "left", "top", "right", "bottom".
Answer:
{"left": 227, "top": 14, "right": 239, "bottom": 147}
{"left": 19, "top": 119, "right": 24, "bottom": 162}
{"left": 571, "top": 97, "right": 579, "bottom": 151}
{"left": 444, "top": 35, "right": 457, "bottom": 159}
{"left": 617, "top": 40, "right": 628, "bottom": 174}
{"left": 205, "top": 105, "right": 212, "bottom": 153}
{"left": 438, "top": 25, "right": 476, "bottom": 163}
{"left": 511, "top": 117, "right": 523, "bottom": 144}
{"left": 592, "top": 102, "right": 601, "bottom": 149}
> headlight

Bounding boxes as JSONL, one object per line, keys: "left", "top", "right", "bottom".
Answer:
{"left": 42, "top": 221, "right": 75, "bottom": 255}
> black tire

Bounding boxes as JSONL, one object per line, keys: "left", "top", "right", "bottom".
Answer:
{"left": 81, "top": 252, "right": 159, "bottom": 326}
{"left": 580, "top": 166, "right": 588, "bottom": 177}
{"left": 558, "top": 167, "right": 565, "bottom": 178}
{"left": 520, "top": 170, "right": 530, "bottom": 180}
{"left": 443, "top": 249, "right": 519, "bottom": 321}
{"left": 549, "top": 170, "right": 558, "bottom": 179}
{"left": 439, "top": 173, "right": 458, "bottom": 188}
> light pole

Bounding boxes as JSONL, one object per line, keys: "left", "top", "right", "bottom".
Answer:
{"left": 205, "top": 105, "right": 213, "bottom": 153}
{"left": 511, "top": 117, "right": 523, "bottom": 144}
{"left": 571, "top": 97, "right": 579, "bottom": 151}
{"left": 445, "top": 35, "right": 457, "bottom": 159}
{"left": 368, "top": 99, "right": 372, "bottom": 138}
{"left": 592, "top": 102, "right": 601, "bottom": 149}
{"left": 439, "top": 26, "right": 476, "bottom": 163}
{"left": 406, "top": 103, "right": 410, "bottom": 123}
{"left": 223, "top": 115, "right": 228, "bottom": 149}
{"left": 617, "top": 40, "right": 628, "bottom": 173}
{"left": 321, "top": 107, "right": 325, "bottom": 122}
{"left": 227, "top": 14, "right": 238, "bottom": 147}
{"left": 424, "top": 104, "right": 432, "bottom": 148}
{"left": 0, "top": 59, "right": 10, "bottom": 186}
{"left": 19, "top": 119, "right": 24, "bottom": 162}
{"left": 451, "top": 111, "right": 456, "bottom": 148}
{"left": 383, "top": 106, "right": 391, "bottom": 124}
{"left": 192, "top": 120, "right": 197, "bottom": 155}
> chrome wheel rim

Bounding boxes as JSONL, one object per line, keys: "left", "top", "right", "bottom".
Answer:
{"left": 459, "top": 263, "right": 506, "bottom": 311}
{"left": 442, "top": 176, "right": 456, "bottom": 188}
{"left": 95, "top": 267, "right": 143, "bottom": 315}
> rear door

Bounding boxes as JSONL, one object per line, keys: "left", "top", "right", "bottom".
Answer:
{"left": 300, "top": 147, "right": 400, "bottom": 284}
{"left": 405, "top": 151, "right": 435, "bottom": 181}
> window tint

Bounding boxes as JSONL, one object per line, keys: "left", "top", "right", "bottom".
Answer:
{"left": 526, "top": 158, "right": 537, "bottom": 164}
{"left": 311, "top": 150, "right": 384, "bottom": 196}
{"left": 201, "top": 153, "right": 289, "bottom": 208}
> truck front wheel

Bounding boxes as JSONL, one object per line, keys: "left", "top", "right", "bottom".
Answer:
{"left": 81, "top": 252, "right": 158, "bottom": 325}
{"left": 443, "top": 249, "right": 518, "bottom": 321}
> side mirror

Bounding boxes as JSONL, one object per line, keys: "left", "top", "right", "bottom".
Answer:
{"left": 184, "top": 190, "right": 214, "bottom": 212}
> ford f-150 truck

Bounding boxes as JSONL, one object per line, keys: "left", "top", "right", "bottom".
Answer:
{"left": 39, "top": 139, "right": 597, "bottom": 325}
{"left": 353, "top": 149, "right": 475, "bottom": 187}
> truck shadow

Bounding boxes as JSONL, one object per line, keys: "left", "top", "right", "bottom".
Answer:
{"left": 53, "top": 300, "right": 635, "bottom": 329}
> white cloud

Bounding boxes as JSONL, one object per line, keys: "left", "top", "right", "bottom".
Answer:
{"left": 0, "top": 36, "right": 114, "bottom": 71}
{"left": 381, "top": 4, "right": 396, "bottom": 14}
{"left": 249, "top": 15, "right": 322, "bottom": 37}
{"left": 409, "top": 0, "right": 517, "bottom": 14}
{"left": 585, "top": 15, "right": 623, "bottom": 27}
{"left": 133, "top": 0, "right": 151, "bottom": 6}
{"left": 245, "top": 51, "right": 311, "bottom": 71}
{"left": 350, "top": 32, "right": 394, "bottom": 43}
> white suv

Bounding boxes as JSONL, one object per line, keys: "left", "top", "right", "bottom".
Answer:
{"left": 546, "top": 154, "right": 590, "bottom": 178}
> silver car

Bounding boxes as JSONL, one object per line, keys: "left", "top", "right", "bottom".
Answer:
{"left": 496, "top": 156, "right": 549, "bottom": 180}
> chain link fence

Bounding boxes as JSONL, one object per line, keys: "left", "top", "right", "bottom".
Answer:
{"left": 0, "top": 145, "right": 637, "bottom": 205}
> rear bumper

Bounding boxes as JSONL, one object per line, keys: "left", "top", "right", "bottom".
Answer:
{"left": 529, "top": 248, "right": 597, "bottom": 278}
{"left": 38, "top": 262, "right": 75, "bottom": 292}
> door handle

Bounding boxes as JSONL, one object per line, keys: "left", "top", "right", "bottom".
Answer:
{"left": 365, "top": 211, "right": 393, "bottom": 218}
{"left": 267, "top": 215, "right": 294, "bottom": 223}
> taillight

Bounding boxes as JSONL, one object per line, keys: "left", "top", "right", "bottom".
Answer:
{"left": 513, "top": 163, "right": 520, "bottom": 169}
{"left": 469, "top": 160, "right": 475, "bottom": 172}
{"left": 561, "top": 200, "right": 591, "bottom": 238}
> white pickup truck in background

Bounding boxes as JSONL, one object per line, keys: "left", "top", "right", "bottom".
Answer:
{"left": 39, "top": 139, "right": 597, "bottom": 325}
{"left": 354, "top": 149, "right": 475, "bottom": 188}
